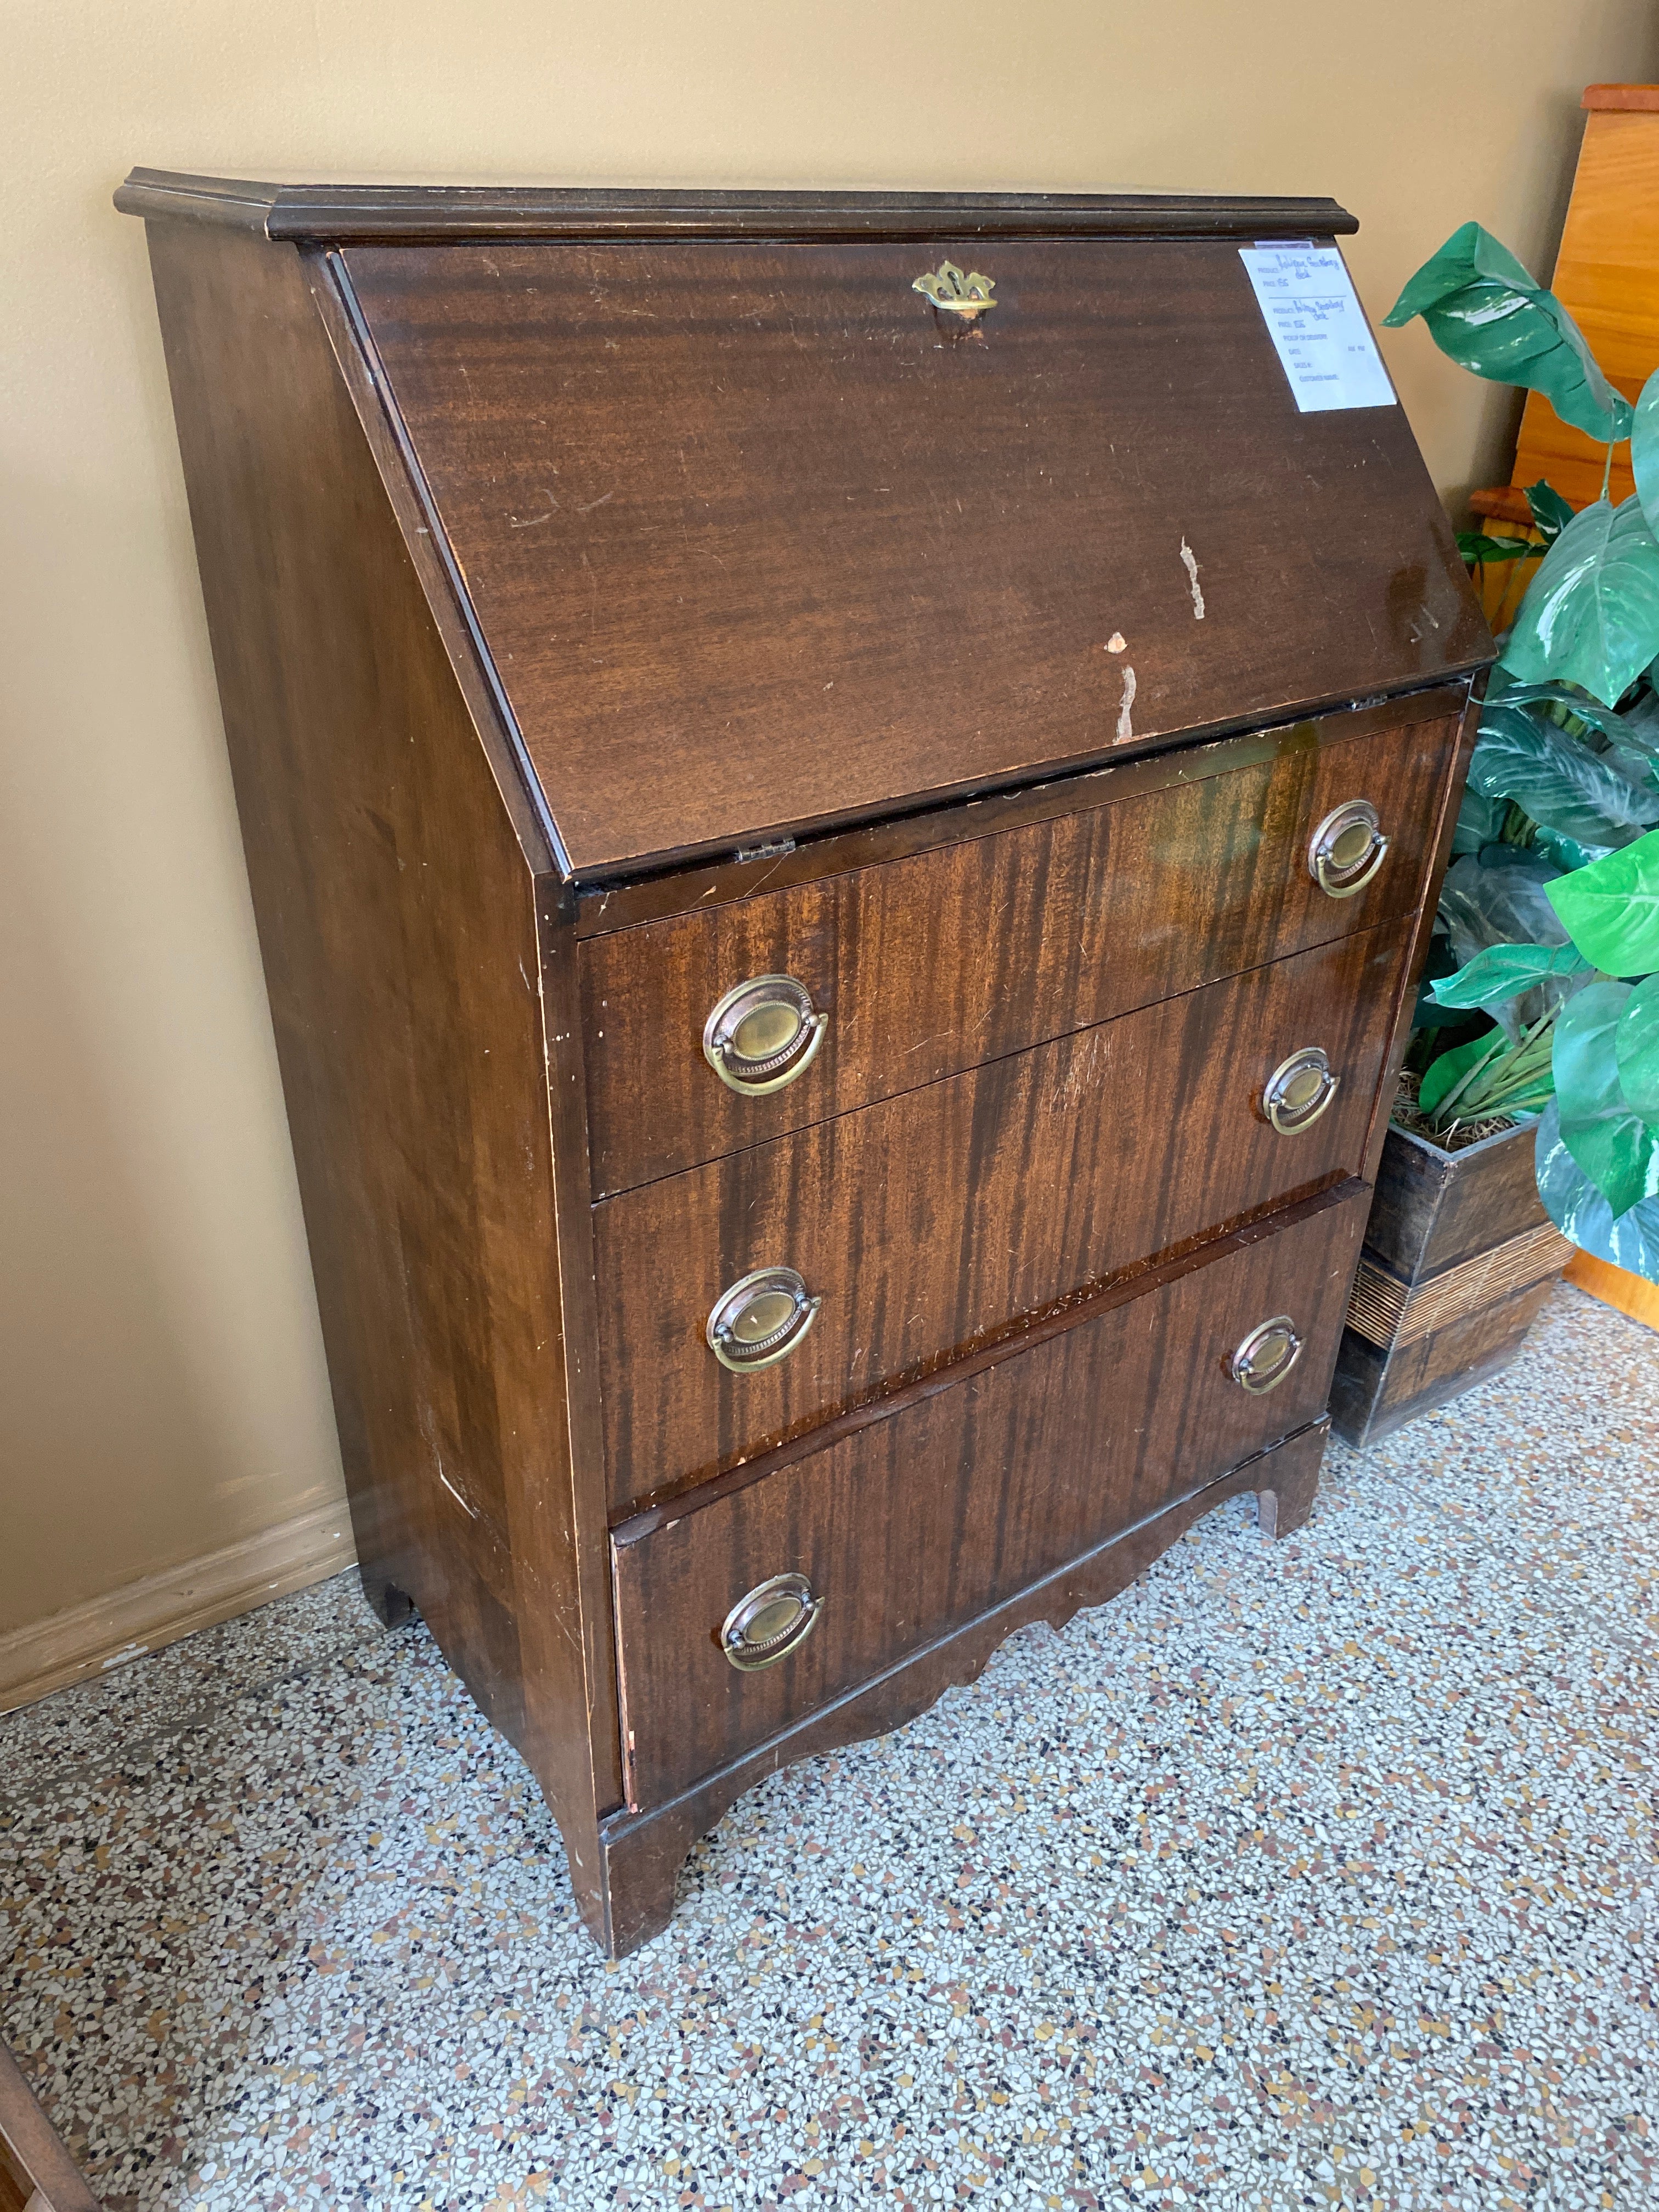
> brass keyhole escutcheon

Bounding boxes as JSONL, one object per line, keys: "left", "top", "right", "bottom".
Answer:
{"left": 1261, "top": 1046, "right": 1340, "bottom": 1136}
{"left": 1309, "top": 799, "right": 1389, "bottom": 899}
{"left": 1229, "top": 1315, "right": 1304, "bottom": 1395}
{"left": 706, "top": 1266, "right": 822, "bottom": 1373}
{"left": 912, "top": 260, "right": 996, "bottom": 323}
{"left": 703, "top": 974, "right": 827, "bottom": 1096}
{"left": 721, "top": 1571, "right": 822, "bottom": 1671}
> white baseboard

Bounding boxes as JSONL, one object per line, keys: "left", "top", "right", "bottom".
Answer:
{"left": 0, "top": 1498, "right": 358, "bottom": 1715}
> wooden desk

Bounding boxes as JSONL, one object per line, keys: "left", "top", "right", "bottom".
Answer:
{"left": 118, "top": 171, "right": 1487, "bottom": 1952}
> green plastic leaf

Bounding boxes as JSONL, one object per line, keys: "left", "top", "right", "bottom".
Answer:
{"left": 1449, "top": 786, "right": 1511, "bottom": 857}
{"left": 1532, "top": 825, "right": 1612, "bottom": 872}
{"left": 1413, "top": 984, "right": 1476, "bottom": 1032}
{"left": 1413, "top": 935, "right": 1471, "bottom": 1031}
{"left": 1547, "top": 826, "right": 1659, "bottom": 973}
{"left": 1553, "top": 978, "right": 1659, "bottom": 1215}
{"left": 1537, "top": 1099, "right": 1659, "bottom": 1276}
{"left": 1606, "top": 740, "right": 1659, "bottom": 795}
{"left": 1615, "top": 972, "right": 1659, "bottom": 1122}
{"left": 1523, "top": 480, "right": 1576, "bottom": 544}
{"left": 1436, "top": 849, "right": 1587, "bottom": 1039}
{"left": 1499, "top": 497, "right": 1659, "bottom": 707}
{"left": 1485, "top": 680, "right": 1628, "bottom": 737}
{"left": 1459, "top": 531, "right": 1534, "bottom": 566}
{"left": 1384, "top": 223, "right": 1633, "bottom": 443}
{"left": 1612, "top": 685, "right": 1659, "bottom": 757}
{"left": 1469, "top": 699, "right": 1659, "bottom": 846}
{"left": 1633, "top": 363, "right": 1659, "bottom": 543}
{"left": 1429, "top": 942, "right": 1590, "bottom": 1009}
{"left": 1419, "top": 1031, "right": 1507, "bottom": 1118}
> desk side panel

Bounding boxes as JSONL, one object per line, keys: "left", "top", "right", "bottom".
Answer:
{"left": 140, "top": 219, "right": 621, "bottom": 1921}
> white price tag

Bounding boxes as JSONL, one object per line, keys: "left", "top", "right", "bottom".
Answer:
{"left": 1238, "top": 244, "right": 1397, "bottom": 413}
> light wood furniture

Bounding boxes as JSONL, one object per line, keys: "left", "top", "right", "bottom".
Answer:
{"left": 0, "top": 2040, "right": 99, "bottom": 2212}
{"left": 1565, "top": 1249, "right": 1659, "bottom": 1330}
{"left": 118, "top": 171, "right": 1487, "bottom": 1953}
{"left": 1472, "top": 82, "right": 1659, "bottom": 530}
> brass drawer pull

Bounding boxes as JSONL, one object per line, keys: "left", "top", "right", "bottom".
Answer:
{"left": 703, "top": 974, "right": 827, "bottom": 1096}
{"left": 1229, "top": 1314, "right": 1304, "bottom": 1395}
{"left": 1261, "top": 1045, "right": 1339, "bottom": 1135}
{"left": 721, "top": 1571, "right": 822, "bottom": 1671}
{"left": 1309, "top": 799, "right": 1389, "bottom": 899}
{"left": 707, "top": 1266, "right": 821, "bottom": 1372}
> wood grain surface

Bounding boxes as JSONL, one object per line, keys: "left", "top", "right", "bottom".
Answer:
{"left": 142, "top": 219, "right": 622, "bottom": 1934}
{"left": 582, "top": 712, "right": 1458, "bottom": 1193}
{"left": 612, "top": 1190, "right": 1364, "bottom": 1807}
{"left": 572, "top": 687, "right": 1470, "bottom": 936}
{"left": 596, "top": 926, "right": 1406, "bottom": 1511}
{"left": 343, "top": 237, "right": 1486, "bottom": 878}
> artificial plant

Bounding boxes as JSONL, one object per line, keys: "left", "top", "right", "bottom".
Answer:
{"left": 1384, "top": 221, "right": 1659, "bottom": 1277}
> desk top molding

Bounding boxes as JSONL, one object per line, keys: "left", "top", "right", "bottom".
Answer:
{"left": 115, "top": 168, "right": 1359, "bottom": 245}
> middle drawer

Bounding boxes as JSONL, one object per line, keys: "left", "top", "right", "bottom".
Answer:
{"left": 596, "top": 922, "right": 1407, "bottom": 1513}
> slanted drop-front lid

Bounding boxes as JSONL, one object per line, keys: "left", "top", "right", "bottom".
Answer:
{"left": 336, "top": 213, "right": 1487, "bottom": 879}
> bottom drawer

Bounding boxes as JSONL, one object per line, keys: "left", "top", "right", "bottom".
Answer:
{"left": 612, "top": 1184, "right": 1368, "bottom": 1809}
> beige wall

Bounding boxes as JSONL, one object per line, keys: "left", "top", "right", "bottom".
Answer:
{"left": 4, "top": 0, "right": 1656, "bottom": 1639}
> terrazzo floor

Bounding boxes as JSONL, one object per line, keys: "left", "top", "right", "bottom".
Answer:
{"left": 2, "top": 1283, "right": 1655, "bottom": 2212}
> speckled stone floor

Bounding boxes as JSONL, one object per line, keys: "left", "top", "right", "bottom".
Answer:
{"left": 2, "top": 1283, "right": 1655, "bottom": 2212}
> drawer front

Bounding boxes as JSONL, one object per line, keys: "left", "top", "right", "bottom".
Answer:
{"left": 596, "top": 923, "right": 1407, "bottom": 1513}
{"left": 612, "top": 1186, "right": 1368, "bottom": 1809}
{"left": 581, "top": 712, "right": 1454, "bottom": 1195}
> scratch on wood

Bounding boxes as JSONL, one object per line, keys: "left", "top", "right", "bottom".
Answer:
{"left": 1053, "top": 1026, "right": 1110, "bottom": 1114}
{"left": 1116, "top": 665, "right": 1137, "bottom": 744}
{"left": 436, "top": 1461, "right": 479, "bottom": 1521}
{"left": 743, "top": 855, "right": 789, "bottom": 897}
{"left": 509, "top": 489, "right": 559, "bottom": 528}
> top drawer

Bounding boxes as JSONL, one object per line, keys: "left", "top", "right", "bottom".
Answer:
{"left": 579, "top": 710, "right": 1456, "bottom": 1195}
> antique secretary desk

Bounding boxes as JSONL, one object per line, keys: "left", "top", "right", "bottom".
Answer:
{"left": 118, "top": 171, "right": 1490, "bottom": 1954}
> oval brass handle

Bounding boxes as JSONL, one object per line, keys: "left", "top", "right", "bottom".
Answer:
{"left": 703, "top": 975, "right": 827, "bottom": 1096}
{"left": 1309, "top": 799, "right": 1390, "bottom": 900}
{"left": 707, "top": 1266, "right": 822, "bottom": 1373}
{"left": 721, "top": 1571, "right": 822, "bottom": 1671}
{"left": 1261, "top": 1046, "right": 1340, "bottom": 1136}
{"left": 1229, "top": 1315, "right": 1304, "bottom": 1396}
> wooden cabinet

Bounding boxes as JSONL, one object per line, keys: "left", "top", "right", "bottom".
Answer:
{"left": 119, "top": 172, "right": 1488, "bottom": 1956}
{"left": 1471, "top": 83, "right": 1659, "bottom": 527}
